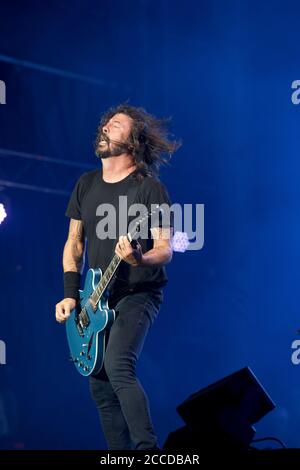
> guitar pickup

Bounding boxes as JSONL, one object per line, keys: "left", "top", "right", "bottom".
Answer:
{"left": 80, "top": 308, "right": 90, "bottom": 327}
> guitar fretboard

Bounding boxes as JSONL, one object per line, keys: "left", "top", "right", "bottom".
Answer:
{"left": 90, "top": 254, "right": 121, "bottom": 305}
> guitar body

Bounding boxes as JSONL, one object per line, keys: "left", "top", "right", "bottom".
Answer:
{"left": 64, "top": 205, "right": 160, "bottom": 377}
{"left": 66, "top": 268, "right": 115, "bottom": 377}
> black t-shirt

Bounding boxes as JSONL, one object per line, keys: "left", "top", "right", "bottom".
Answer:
{"left": 65, "top": 168, "right": 173, "bottom": 300}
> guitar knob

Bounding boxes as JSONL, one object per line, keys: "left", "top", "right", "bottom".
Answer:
{"left": 87, "top": 355, "right": 92, "bottom": 361}
{"left": 69, "top": 357, "right": 78, "bottom": 363}
{"left": 80, "top": 351, "right": 85, "bottom": 356}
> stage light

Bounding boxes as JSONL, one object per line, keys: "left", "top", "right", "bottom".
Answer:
{"left": 172, "top": 231, "right": 190, "bottom": 252}
{"left": 0, "top": 203, "right": 7, "bottom": 224}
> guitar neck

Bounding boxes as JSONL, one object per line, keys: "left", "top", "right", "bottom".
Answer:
{"left": 90, "top": 254, "right": 122, "bottom": 305}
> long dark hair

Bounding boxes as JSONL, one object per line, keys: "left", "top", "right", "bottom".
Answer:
{"left": 94, "top": 104, "right": 181, "bottom": 179}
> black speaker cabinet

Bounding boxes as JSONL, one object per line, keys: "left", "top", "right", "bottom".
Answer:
{"left": 164, "top": 367, "right": 275, "bottom": 452}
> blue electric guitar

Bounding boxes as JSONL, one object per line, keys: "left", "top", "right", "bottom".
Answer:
{"left": 66, "top": 205, "right": 161, "bottom": 377}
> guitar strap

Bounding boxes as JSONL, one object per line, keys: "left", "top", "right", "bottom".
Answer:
{"left": 126, "top": 174, "right": 143, "bottom": 228}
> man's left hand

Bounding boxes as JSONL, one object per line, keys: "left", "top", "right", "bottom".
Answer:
{"left": 115, "top": 235, "right": 143, "bottom": 267}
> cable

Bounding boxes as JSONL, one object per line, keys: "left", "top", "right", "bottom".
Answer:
{"left": 251, "top": 436, "right": 287, "bottom": 449}
{"left": 0, "top": 148, "right": 93, "bottom": 169}
{"left": 0, "top": 179, "right": 69, "bottom": 197}
{"left": 0, "top": 53, "right": 107, "bottom": 86}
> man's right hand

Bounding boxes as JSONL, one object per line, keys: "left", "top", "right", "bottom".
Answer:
{"left": 55, "top": 298, "right": 77, "bottom": 323}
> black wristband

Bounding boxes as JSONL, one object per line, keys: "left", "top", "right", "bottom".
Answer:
{"left": 64, "top": 271, "right": 81, "bottom": 300}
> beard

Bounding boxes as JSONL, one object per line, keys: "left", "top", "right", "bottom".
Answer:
{"left": 96, "top": 134, "right": 130, "bottom": 159}
{"left": 97, "top": 143, "right": 126, "bottom": 159}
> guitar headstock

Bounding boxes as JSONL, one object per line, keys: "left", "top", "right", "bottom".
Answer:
{"left": 127, "top": 204, "right": 163, "bottom": 243}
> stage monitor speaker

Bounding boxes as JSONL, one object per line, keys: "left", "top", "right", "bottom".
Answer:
{"left": 164, "top": 366, "right": 275, "bottom": 452}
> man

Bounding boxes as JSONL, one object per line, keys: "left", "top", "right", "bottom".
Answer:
{"left": 55, "top": 104, "right": 180, "bottom": 450}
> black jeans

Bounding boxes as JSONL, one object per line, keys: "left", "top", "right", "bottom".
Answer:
{"left": 89, "top": 288, "right": 163, "bottom": 450}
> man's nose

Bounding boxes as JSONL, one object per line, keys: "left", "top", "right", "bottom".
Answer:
{"left": 103, "top": 123, "right": 109, "bottom": 134}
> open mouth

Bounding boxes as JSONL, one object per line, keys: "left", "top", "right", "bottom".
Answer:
{"left": 99, "top": 135, "right": 109, "bottom": 144}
